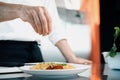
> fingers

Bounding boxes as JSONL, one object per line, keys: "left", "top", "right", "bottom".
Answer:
{"left": 21, "top": 6, "right": 52, "bottom": 35}
{"left": 32, "top": 7, "right": 52, "bottom": 35}
{"left": 38, "top": 7, "right": 48, "bottom": 35}
{"left": 31, "top": 8, "right": 42, "bottom": 34}
{"left": 82, "top": 60, "right": 92, "bottom": 65}
{"left": 80, "top": 60, "right": 92, "bottom": 65}
{"left": 42, "top": 7, "right": 52, "bottom": 34}
{"left": 74, "top": 57, "right": 92, "bottom": 65}
{"left": 20, "top": 5, "right": 42, "bottom": 34}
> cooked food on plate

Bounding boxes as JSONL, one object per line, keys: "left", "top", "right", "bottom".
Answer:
{"left": 30, "top": 62, "right": 75, "bottom": 70}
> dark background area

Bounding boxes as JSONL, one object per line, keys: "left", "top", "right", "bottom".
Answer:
{"left": 100, "top": 0, "right": 120, "bottom": 63}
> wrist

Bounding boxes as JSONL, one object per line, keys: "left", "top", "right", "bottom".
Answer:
{"left": 0, "top": 2, "right": 22, "bottom": 22}
{"left": 66, "top": 55, "right": 77, "bottom": 63}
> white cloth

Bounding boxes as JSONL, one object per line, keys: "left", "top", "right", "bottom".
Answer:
{"left": 0, "top": 0, "right": 67, "bottom": 45}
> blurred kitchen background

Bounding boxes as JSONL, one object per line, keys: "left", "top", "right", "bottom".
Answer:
{"left": 41, "top": 0, "right": 120, "bottom": 64}
{"left": 40, "top": 0, "right": 92, "bottom": 62}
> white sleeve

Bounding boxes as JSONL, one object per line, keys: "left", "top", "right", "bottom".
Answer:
{"left": 45, "top": 0, "right": 67, "bottom": 45}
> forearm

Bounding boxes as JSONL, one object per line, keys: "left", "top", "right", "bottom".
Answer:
{"left": 56, "top": 39, "right": 92, "bottom": 64}
{"left": 55, "top": 39, "right": 76, "bottom": 62}
{"left": 0, "top": 2, "right": 21, "bottom": 22}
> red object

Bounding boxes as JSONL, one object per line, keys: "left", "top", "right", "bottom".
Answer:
{"left": 79, "top": 0, "right": 101, "bottom": 80}
{"left": 46, "top": 65, "right": 63, "bottom": 69}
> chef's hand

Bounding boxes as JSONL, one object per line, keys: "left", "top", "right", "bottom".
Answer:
{"left": 0, "top": 2, "right": 52, "bottom": 35}
{"left": 19, "top": 6, "right": 52, "bottom": 35}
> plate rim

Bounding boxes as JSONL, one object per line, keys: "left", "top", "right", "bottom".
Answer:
{"left": 20, "top": 62, "right": 90, "bottom": 71}
{"left": 19, "top": 62, "right": 91, "bottom": 76}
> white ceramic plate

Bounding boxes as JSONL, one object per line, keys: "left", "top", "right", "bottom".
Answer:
{"left": 19, "top": 62, "right": 91, "bottom": 78}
